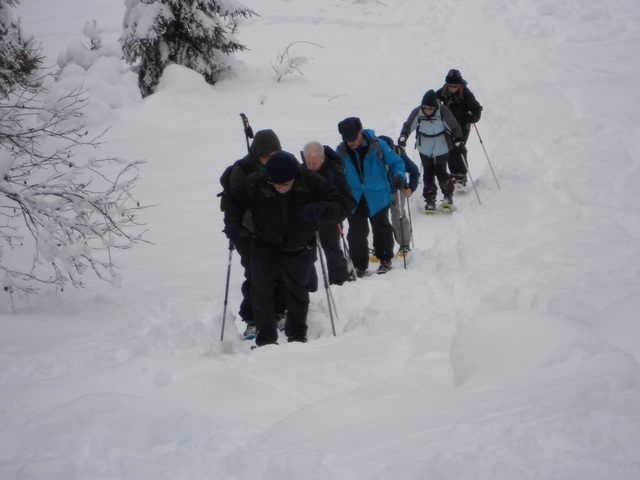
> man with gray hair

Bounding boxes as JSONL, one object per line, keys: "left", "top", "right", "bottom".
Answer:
{"left": 302, "top": 141, "right": 356, "bottom": 285}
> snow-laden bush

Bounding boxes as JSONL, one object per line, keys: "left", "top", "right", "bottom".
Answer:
{"left": 1, "top": 82, "right": 148, "bottom": 302}
{"left": 1, "top": 3, "right": 148, "bottom": 305}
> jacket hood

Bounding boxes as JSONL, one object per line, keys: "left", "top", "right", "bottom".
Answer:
{"left": 250, "top": 129, "right": 282, "bottom": 158}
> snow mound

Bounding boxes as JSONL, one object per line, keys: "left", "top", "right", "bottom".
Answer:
{"left": 592, "top": 292, "right": 640, "bottom": 363}
{"left": 156, "top": 64, "right": 213, "bottom": 96}
{"left": 450, "top": 310, "right": 605, "bottom": 385}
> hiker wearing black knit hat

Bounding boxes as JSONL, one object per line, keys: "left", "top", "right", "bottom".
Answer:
{"left": 224, "top": 151, "right": 348, "bottom": 346}
{"left": 398, "top": 89, "right": 463, "bottom": 213}
{"left": 225, "top": 129, "right": 288, "bottom": 340}
{"left": 436, "top": 69, "right": 483, "bottom": 186}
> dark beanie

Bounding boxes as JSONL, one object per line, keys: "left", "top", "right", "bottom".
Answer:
{"left": 421, "top": 89, "right": 438, "bottom": 107}
{"left": 338, "top": 117, "right": 363, "bottom": 142}
{"left": 265, "top": 151, "right": 300, "bottom": 183}
{"left": 445, "top": 68, "right": 463, "bottom": 84}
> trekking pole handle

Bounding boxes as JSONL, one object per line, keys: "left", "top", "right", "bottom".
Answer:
{"left": 239, "top": 113, "right": 254, "bottom": 139}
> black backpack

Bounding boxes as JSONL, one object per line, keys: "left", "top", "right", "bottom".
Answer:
{"left": 217, "top": 160, "right": 250, "bottom": 212}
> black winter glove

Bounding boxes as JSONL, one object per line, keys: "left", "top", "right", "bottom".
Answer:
{"left": 397, "top": 135, "right": 407, "bottom": 148}
{"left": 392, "top": 175, "right": 405, "bottom": 190}
{"left": 454, "top": 140, "right": 467, "bottom": 157}
{"left": 303, "top": 203, "right": 324, "bottom": 221}
{"left": 223, "top": 224, "right": 242, "bottom": 244}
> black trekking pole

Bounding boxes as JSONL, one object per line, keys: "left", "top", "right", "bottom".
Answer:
{"left": 316, "top": 231, "right": 337, "bottom": 336}
{"left": 473, "top": 124, "right": 500, "bottom": 189}
{"left": 397, "top": 191, "right": 407, "bottom": 270}
{"left": 337, "top": 223, "right": 355, "bottom": 278}
{"left": 406, "top": 194, "right": 414, "bottom": 250}
{"left": 461, "top": 153, "right": 482, "bottom": 205}
{"left": 239, "top": 113, "right": 254, "bottom": 154}
{"left": 220, "top": 240, "right": 234, "bottom": 341}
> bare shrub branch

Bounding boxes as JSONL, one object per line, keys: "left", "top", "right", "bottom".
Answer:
{"left": 1, "top": 80, "right": 148, "bottom": 300}
{"left": 271, "top": 41, "right": 324, "bottom": 82}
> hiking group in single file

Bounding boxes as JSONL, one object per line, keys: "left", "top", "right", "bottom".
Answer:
{"left": 221, "top": 69, "right": 485, "bottom": 346}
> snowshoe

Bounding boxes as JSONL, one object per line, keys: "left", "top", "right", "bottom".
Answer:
{"left": 243, "top": 324, "right": 257, "bottom": 341}
{"left": 440, "top": 196, "right": 457, "bottom": 212}
{"left": 376, "top": 260, "right": 392, "bottom": 275}
{"left": 422, "top": 201, "right": 437, "bottom": 215}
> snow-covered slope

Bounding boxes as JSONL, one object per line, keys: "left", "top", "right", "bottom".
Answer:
{"left": 3, "top": 0, "right": 640, "bottom": 478}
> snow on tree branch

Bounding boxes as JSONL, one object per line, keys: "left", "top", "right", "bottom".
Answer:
{"left": 120, "top": 0, "right": 257, "bottom": 97}
{"left": 1, "top": 80, "right": 148, "bottom": 301}
{"left": 271, "top": 41, "right": 324, "bottom": 83}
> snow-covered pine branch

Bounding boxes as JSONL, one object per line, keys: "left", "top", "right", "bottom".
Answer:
{"left": 0, "top": 0, "right": 43, "bottom": 96}
{"left": 120, "top": 0, "right": 257, "bottom": 97}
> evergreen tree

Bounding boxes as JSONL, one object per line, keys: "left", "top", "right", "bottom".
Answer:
{"left": 0, "top": 0, "right": 42, "bottom": 95}
{"left": 120, "top": 0, "right": 256, "bottom": 97}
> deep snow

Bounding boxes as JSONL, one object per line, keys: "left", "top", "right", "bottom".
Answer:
{"left": 2, "top": 0, "right": 640, "bottom": 479}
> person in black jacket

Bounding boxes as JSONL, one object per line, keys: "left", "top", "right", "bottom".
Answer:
{"left": 302, "top": 141, "right": 357, "bottom": 285}
{"left": 226, "top": 129, "right": 287, "bottom": 339}
{"left": 224, "top": 151, "right": 348, "bottom": 346}
{"left": 436, "top": 69, "right": 483, "bottom": 186}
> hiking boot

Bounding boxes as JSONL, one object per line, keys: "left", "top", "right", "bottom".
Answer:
{"left": 424, "top": 201, "right": 436, "bottom": 212}
{"left": 355, "top": 268, "right": 368, "bottom": 278}
{"left": 442, "top": 195, "right": 454, "bottom": 206}
{"left": 254, "top": 338, "right": 278, "bottom": 347}
{"left": 347, "top": 270, "right": 357, "bottom": 282}
{"left": 397, "top": 246, "right": 410, "bottom": 257}
{"left": 377, "top": 260, "right": 392, "bottom": 275}
{"left": 287, "top": 333, "right": 308, "bottom": 343}
{"left": 453, "top": 174, "right": 467, "bottom": 186}
{"left": 243, "top": 324, "right": 257, "bottom": 340}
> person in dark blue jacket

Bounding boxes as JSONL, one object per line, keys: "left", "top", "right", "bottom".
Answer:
{"left": 302, "top": 141, "right": 356, "bottom": 286}
{"left": 336, "top": 117, "right": 405, "bottom": 276}
{"left": 378, "top": 136, "right": 420, "bottom": 256}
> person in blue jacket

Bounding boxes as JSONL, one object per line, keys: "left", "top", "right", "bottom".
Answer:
{"left": 336, "top": 117, "right": 405, "bottom": 276}
{"left": 378, "top": 135, "right": 420, "bottom": 256}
